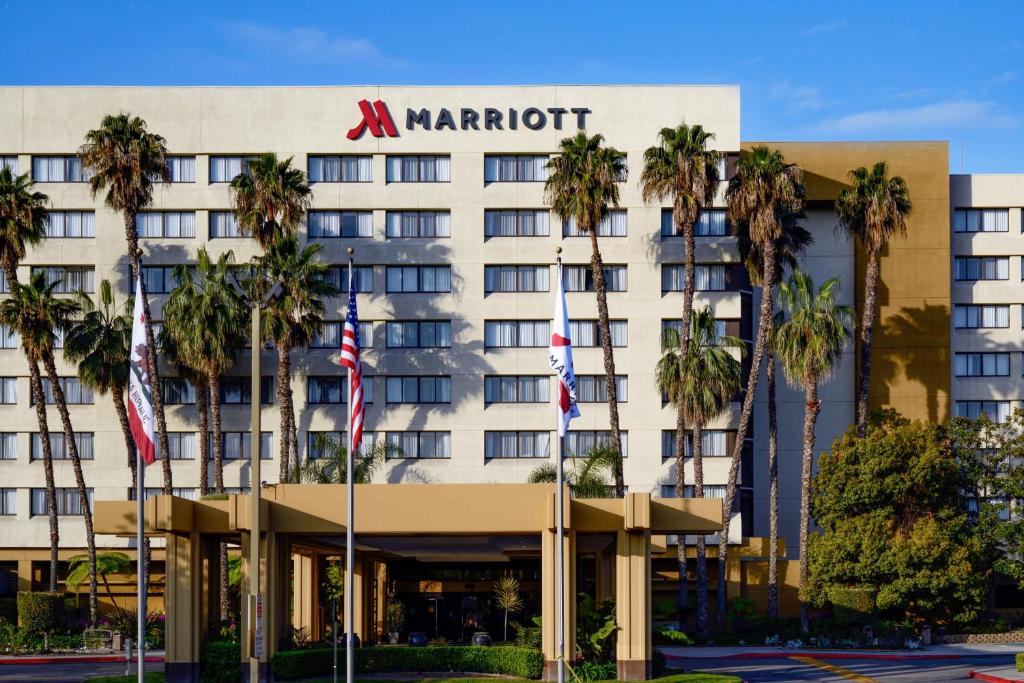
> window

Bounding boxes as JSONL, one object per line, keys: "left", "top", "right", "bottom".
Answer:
{"left": 37, "top": 377, "right": 93, "bottom": 404}
{"left": 954, "top": 256, "right": 1009, "bottom": 281}
{"left": 484, "top": 376, "right": 549, "bottom": 404}
{"left": 385, "top": 431, "right": 451, "bottom": 459}
{"left": 662, "top": 318, "right": 730, "bottom": 340}
{"left": 158, "top": 433, "right": 196, "bottom": 461}
{"left": 386, "top": 321, "right": 452, "bottom": 348}
{"left": 0, "top": 489, "right": 14, "bottom": 515}
{"left": 309, "top": 211, "right": 374, "bottom": 238}
{"left": 563, "top": 265, "right": 627, "bottom": 292}
{"left": 386, "top": 155, "right": 451, "bottom": 183}
{"left": 136, "top": 211, "right": 196, "bottom": 238}
{"left": 484, "top": 155, "right": 549, "bottom": 182}
{"left": 0, "top": 325, "right": 18, "bottom": 349}
{"left": 308, "top": 155, "right": 372, "bottom": 183}
{"left": 955, "top": 400, "right": 1012, "bottom": 422}
{"left": 161, "top": 378, "right": 196, "bottom": 405}
{"left": 45, "top": 211, "right": 95, "bottom": 238}
{"left": 161, "top": 156, "right": 196, "bottom": 183}
{"left": 0, "top": 378, "right": 15, "bottom": 404}
{"left": 485, "top": 431, "right": 550, "bottom": 459}
{"left": 0, "top": 272, "right": 7, "bottom": 293}
{"left": 662, "top": 430, "right": 728, "bottom": 459}
{"left": 385, "top": 266, "right": 452, "bottom": 293}
{"left": 32, "top": 156, "right": 91, "bottom": 182}
{"left": 955, "top": 353, "right": 1011, "bottom": 377}
{"left": 307, "top": 376, "right": 375, "bottom": 404}
{"left": 569, "top": 320, "right": 628, "bottom": 348}
{"left": 318, "top": 266, "right": 374, "bottom": 293}
{"left": 484, "top": 320, "right": 549, "bottom": 348}
{"left": 661, "top": 208, "right": 728, "bottom": 237}
{"left": 661, "top": 485, "right": 726, "bottom": 500}
{"left": 564, "top": 210, "right": 627, "bottom": 237}
{"left": 0, "top": 433, "right": 16, "bottom": 460}
{"left": 662, "top": 264, "right": 726, "bottom": 291}
{"left": 386, "top": 376, "right": 451, "bottom": 404}
{"left": 219, "top": 376, "right": 274, "bottom": 405}
{"left": 211, "top": 432, "right": 273, "bottom": 460}
{"left": 576, "top": 375, "right": 628, "bottom": 402}
{"left": 386, "top": 211, "right": 451, "bottom": 238}
{"left": 31, "top": 433, "right": 94, "bottom": 460}
{"left": 312, "top": 321, "right": 373, "bottom": 349}
{"left": 0, "top": 157, "right": 16, "bottom": 173}
{"left": 31, "top": 488, "right": 92, "bottom": 516}
{"left": 31, "top": 266, "right": 94, "bottom": 293}
{"left": 209, "top": 211, "right": 243, "bottom": 238}
{"left": 955, "top": 304, "right": 1010, "bottom": 329}
{"left": 484, "top": 210, "right": 549, "bottom": 237}
{"left": 954, "top": 208, "right": 1009, "bottom": 233}
{"left": 131, "top": 487, "right": 198, "bottom": 501}
{"left": 141, "top": 266, "right": 185, "bottom": 294}
{"left": 306, "top": 431, "right": 382, "bottom": 459}
{"left": 209, "top": 156, "right": 255, "bottom": 183}
{"left": 485, "top": 266, "right": 550, "bottom": 293}
{"left": 564, "top": 431, "right": 627, "bottom": 458}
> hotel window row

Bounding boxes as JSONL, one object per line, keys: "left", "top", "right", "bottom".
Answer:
{"left": 953, "top": 208, "right": 1010, "bottom": 233}
{"left": 482, "top": 320, "right": 627, "bottom": 348}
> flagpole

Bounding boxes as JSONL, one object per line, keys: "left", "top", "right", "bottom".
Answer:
{"left": 554, "top": 247, "right": 565, "bottom": 683}
{"left": 136, "top": 445, "right": 145, "bottom": 683}
{"left": 345, "top": 247, "right": 355, "bottom": 683}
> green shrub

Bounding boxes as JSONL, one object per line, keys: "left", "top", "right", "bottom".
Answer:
{"left": 200, "top": 640, "right": 240, "bottom": 683}
{"left": 271, "top": 645, "right": 544, "bottom": 680}
{"left": 0, "top": 597, "right": 16, "bottom": 625}
{"left": 1017, "top": 652, "right": 1024, "bottom": 673}
{"left": 16, "top": 592, "right": 62, "bottom": 634}
{"left": 828, "top": 586, "right": 876, "bottom": 625}
{"left": 654, "top": 625, "right": 694, "bottom": 646}
{"left": 573, "top": 660, "right": 616, "bottom": 681}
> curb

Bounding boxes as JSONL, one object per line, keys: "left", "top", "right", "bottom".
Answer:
{"left": 0, "top": 654, "right": 164, "bottom": 665}
{"left": 665, "top": 651, "right": 962, "bottom": 661}
{"left": 969, "top": 672, "right": 1024, "bottom": 683}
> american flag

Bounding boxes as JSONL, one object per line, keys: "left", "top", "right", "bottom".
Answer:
{"left": 339, "top": 269, "right": 364, "bottom": 454}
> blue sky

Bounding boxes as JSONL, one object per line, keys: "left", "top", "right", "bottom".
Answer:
{"left": 1, "top": 1, "right": 1021, "bottom": 172}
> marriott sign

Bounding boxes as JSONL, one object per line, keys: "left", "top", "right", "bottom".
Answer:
{"left": 347, "top": 99, "right": 592, "bottom": 140}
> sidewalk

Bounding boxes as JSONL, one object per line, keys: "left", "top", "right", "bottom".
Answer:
{"left": 0, "top": 650, "right": 164, "bottom": 665}
{"left": 969, "top": 667, "right": 1024, "bottom": 683}
{"left": 662, "top": 642, "right": 1023, "bottom": 660}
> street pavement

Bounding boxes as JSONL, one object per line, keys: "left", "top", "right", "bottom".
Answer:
{"left": 0, "top": 659, "right": 161, "bottom": 682}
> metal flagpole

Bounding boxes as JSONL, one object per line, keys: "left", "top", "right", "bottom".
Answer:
{"left": 345, "top": 248, "right": 355, "bottom": 683}
{"left": 136, "top": 446, "right": 145, "bottom": 683}
{"left": 555, "top": 249, "right": 565, "bottom": 683}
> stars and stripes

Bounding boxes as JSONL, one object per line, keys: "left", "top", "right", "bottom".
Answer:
{"left": 339, "top": 269, "right": 364, "bottom": 454}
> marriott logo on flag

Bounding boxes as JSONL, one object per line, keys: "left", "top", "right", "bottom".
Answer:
{"left": 127, "top": 275, "right": 157, "bottom": 466}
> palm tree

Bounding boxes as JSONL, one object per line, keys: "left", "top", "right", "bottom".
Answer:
{"left": 229, "top": 152, "right": 312, "bottom": 250}
{"left": 656, "top": 307, "right": 743, "bottom": 634}
{"left": 773, "top": 270, "right": 853, "bottom": 633}
{"left": 79, "top": 114, "right": 175, "bottom": 494}
{"left": 163, "top": 248, "right": 246, "bottom": 620}
{"left": 158, "top": 331, "right": 211, "bottom": 495}
{"left": 288, "top": 434, "right": 395, "bottom": 484}
{"left": 736, "top": 212, "right": 813, "bottom": 620}
{"left": 0, "top": 167, "right": 48, "bottom": 287}
{"left": 545, "top": 131, "right": 628, "bottom": 496}
{"left": 836, "top": 162, "right": 912, "bottom": 436}
{"left": 528, "top": 443, "right": 621, "bottom": 499}
{"left": 66, "top": 551, "right": 133, "bottom": 610}
{"left": 717, "top": 147, "right": 805, "bottom": 627}
{"left": 248, "top": 236, "right": 337, "bottom": 482}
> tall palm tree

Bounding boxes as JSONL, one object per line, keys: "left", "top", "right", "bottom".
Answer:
{"left": 158, "top": 331, "right": 211, "bottom": 495}
{"left": 736, "top": 212, "right": 813, "bottom": 620}
{"left": 0, "top": 274, "right": 97, "bottom": 622}
{"left": 79, "top": 113, "right": 174, "bottom": 494}
{"left": 163, "top": 248, "right": 246, "bottom": 620}
{"left": 0, "top": 167, "right": 48, "bottom": 287}
{"left": 773, "top": 270, "right": 853, "bottom": 633}
{"left": 248, "top": 236, "right": 337, "bottom": 481}
{"left": 656, "top": 307, "right": 743, "bottom": 634}
{"left": 836, "top": 162, "right": 912, "bottom": 436}
{"left": 229, "top": 152, "right": 312, "bottom": 250}
{"left": 717, "top": 147, "right": 805, "bottom": 627}
{"left": 545, "top": 131, "right": 628, "bottom": 496}
{"left": 641, "top": 123, "right": 722, "bottom": 627}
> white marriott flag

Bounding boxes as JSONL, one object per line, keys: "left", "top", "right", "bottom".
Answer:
{"left": 549, "top": 268, "right": 581, "bottom": 436}
{"left": 128, "top": 275, "right": 156, "bottom": 466}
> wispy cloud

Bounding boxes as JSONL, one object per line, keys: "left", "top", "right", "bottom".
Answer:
{"left": 225, "top": 22, "right": 406, "bottom": 68}
{"left": 802, "top": 19, "right": 846, "bottom": 36}
{"left": 815, "top": 100, "right": 1016, "bottom": 134}
{"left": 982, "top": 71, "right": 1017, "bottom": 91}
{"left": 770, "top": 80, "right": 823, "bottom": 112}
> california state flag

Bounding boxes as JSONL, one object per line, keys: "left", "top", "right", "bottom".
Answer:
{"left": 549, "top": 268, "right": 581, "bottom": 436}
{"left": 128, "top": 275, "right": 157, "bottom": 466}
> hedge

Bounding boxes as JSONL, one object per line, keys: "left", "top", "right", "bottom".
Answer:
{"left": 1017, "top": 652, "right": 1024, "bottom": 672}
{"left": 200, "top": 640, "right": 240, "bottom": 683}
{"left": 16, "top": 592, "right": 62, "bottom": 634}
{"left": 272, "top": 645, "right": 544, "bottom": 680}
{"left": 828, "top": 586, "right": 876, "bottom": 625}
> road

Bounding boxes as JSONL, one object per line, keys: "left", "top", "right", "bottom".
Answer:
{"left": 0, "top": 659, "right": 162, "bottom": 682}
{"left": 674, "top": 654, "right": 1017, "bottom": 682}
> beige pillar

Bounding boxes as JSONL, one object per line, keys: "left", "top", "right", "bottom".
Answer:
{"left": 374, "top": 560, "right": 388, "bottom": 643}
{"left": 615, "top": 529, "right": 652, "bottom": 680}
{"left": 352, "top": 555, "right": 371, "bottom": 643}
{"left": 165, "top": 532, "right": 203, "bottom": 683}
{"left": 291, "top": 554, "right": 314, "bottom": 634}
{"left": 541, "top": 527, "right": 575, "bottom": 680}
{"left": 16, "top": 558, "right": 32, "bottom": 593}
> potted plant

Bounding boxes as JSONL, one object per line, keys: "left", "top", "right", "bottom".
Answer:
{"left": 385, "top": 594, "right": 405, "bottom": 645}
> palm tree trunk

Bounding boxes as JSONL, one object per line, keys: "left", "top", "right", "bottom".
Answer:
{"left": 197, "top": 385, "right": 209, "bottom": 496}
{"left": 42, "top": 351, "right": 98, "bottom": 626}
{"left": 207, "top": 372, "right": 230, "bottom": 621}
{"left": 718, "top": 239, "right": 777, "bottom": 629}
{"left": 276, "top": 343, "right": 292, "bottom": 483}
{"left": 113, "top": 387, "right": 137, "bottom": 492}
{"left": 693, "top": 423, "right": 709, "bottom": 635}
{"left": 674, "top": 403, "right": 688, "bottom": 629}
{"left": 855, "top": 250, "right": 880, "bottom": 437}
{"left": 799, "top": 377, "right": 820, "bottom": 634}
{"left": 586, "top": 229, "right": 624, "bottom": 496}
{"left": 767, "top": 353, "right": 779, "bottom": 620}
{"left": 29, "top": 359, "right": 60, "bottom": 592}
{"left": 123, "top": 211, "right": 173, "bottom": 494}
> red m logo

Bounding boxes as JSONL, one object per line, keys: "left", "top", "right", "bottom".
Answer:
{"left": 346, "top": 99, "right": 399, "bottom": 140}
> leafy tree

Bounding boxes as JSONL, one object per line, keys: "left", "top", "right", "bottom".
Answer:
{"left": 66, "top": 551, "right": 132, "bottom": 609}
{"left": 528, "top": 443, "right": 622, "bottom": 499}
{"left": 835, "top": 162, "right": 912, "bottom": 436}
{"left": 80, "top": 113, "right": 174, "bottom": 493}
{"left": 545, "top": 132, "right": 628, "bottom": 496}
{"left": 493, "top": 576, "right": 523, "bottom": 642}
